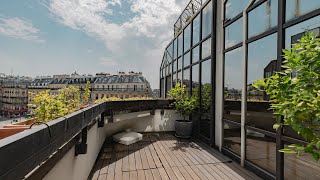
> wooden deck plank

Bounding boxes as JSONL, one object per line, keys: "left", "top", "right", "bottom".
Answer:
{"left": 114, "top": 172, "right": 122, "bottom": 180}
{"left": 106, "top": 173, "right": 115, "bottom": 180}
{"left": 151, "top": 168, "right": 162, "bottom": 180}
{"left": 90, "top": 133, "right": 263, "bottom": 180}
{"left": 122, "top": 171, "right": 129, "bottom": 180}
{"left": 183, "top": 166, "right": 201, "bottom": 180}
{"left": 176, "top": 166, "right": 193, "bottom": 180}
{"left": 189, "top": 165, "right": 209, "bottom": 180}
{"left": 129, "top": 171, "right": 137, "bottom": 180}
{"left": 171, "top": 166, "right": 186, "bottom": 180}
{"left": 158, "top": 167, "right": 170, "bottom": 180}
{"left": 144, "top": 169, "right": 154, "bottom": 180}
{"left": 164, "top": 167, "right": 178, "bottom": 180}
{"left": 137, "top": 170, "right": 146, "bottom": 180}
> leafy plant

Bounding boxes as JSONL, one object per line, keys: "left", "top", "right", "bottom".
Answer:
{"left": 253, "top": 33, "right": 320, "bottom": 160}
{"left": 58, "top": 85, "right": 81, "bottom": 114}
{"left": 168, "top": 83, "right": 198, "bottom": 121}
{"left": 82, "top": 81, "right": 91, "bottom": 106}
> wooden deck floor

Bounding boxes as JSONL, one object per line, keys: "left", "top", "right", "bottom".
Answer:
{"left": 89, "top": 133, "right": 261, "bottom": 180}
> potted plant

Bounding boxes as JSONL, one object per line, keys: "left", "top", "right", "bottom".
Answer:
{"left": 168, "top": 83, "right": 198, "bottom": 138}
{"left": 253, "top": 33, "right": 320, "bottom": 160}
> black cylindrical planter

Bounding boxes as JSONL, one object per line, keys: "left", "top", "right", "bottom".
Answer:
{"left": 175, "top": 120, "right": 193, "bottom": 138}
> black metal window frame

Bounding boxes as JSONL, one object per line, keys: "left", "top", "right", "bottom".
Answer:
{"left": 222, "top": 0, "right": 320, "bottom": 179}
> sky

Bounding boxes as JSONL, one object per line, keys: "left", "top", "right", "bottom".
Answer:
{"left": 0, "top": 0, "right": 187, "bottom": 89}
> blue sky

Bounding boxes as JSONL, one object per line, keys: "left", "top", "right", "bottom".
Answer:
{"left": 0, "top": 0, "right": 187, "bottom": 88}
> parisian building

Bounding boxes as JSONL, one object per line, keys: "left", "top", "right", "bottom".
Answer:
{"left": 0, "top": 75, "right": 32, "bottom": 117}
{"left": 159, "top": 0, "right": 320, "bottom": 179}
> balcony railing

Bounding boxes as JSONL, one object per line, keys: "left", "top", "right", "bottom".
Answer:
{"left": 0, "top": 100, "right": 171, "bottom": 180}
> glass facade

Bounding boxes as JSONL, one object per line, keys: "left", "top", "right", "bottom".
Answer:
{"left": 160, "top": 0, "right": 320, "bottom": 179}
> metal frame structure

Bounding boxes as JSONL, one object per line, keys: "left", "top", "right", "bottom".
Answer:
{"left": 161, "top": 0, "right": 320, "bottom": 179}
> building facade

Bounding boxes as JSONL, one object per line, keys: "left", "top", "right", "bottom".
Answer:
{"left": 159, "top": 0, "right": 320, "bottom": 179}
{"left": 0, "top": 76, "right": 31, "bottom": 117}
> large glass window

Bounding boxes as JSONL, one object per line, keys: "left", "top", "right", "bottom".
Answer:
{"left": 200, "top": 59, "right": 212, "bottom": 138}
{"left": 284, "top": 143, "right": 320, "bottom": 180}
{"left": 224, "top": 47, "right": 242, "bottom": 123}
{"left": 192, "top": 64, "right": 199, "bottom": 92}
{"left": 174, "top": 39, "right": 177, "bottom": 59}
{"left": 193, "top": 15, "right": 200, "bottom": 46}
{"left": 246, "top": 130, "right": 276, "bottom": 174}
{"left": 166, "top": 75, "right": 172, "bottom": 96}
{"left": 167, "top": 43, "right": 173, "bottom": 61}
{"left": 178, "top": 34, "right": 183, "bottom": 57}
{"left": 248, "top": 0, "right": 278, "bottom": 38}
{"left": 184, "top": 52, "right": 190, "bottom": 68}
{"left": 286, "top": 0, "right": 320, "bottom": 22}
{"left": 184, "top": 24, "right": 191, "bottom": 52}
{"left": 285, "top": 16, "right": 320, "bottom": 49}
{"left": 223, "top": 121, "right": 241, "bottom": 155}
{"left": 225, "top": 0, "right": 249, "bottom": 20}
{"left": 201, "top": 38, "right": 211, "bottom": 59}
{"left": 192, "top": 46, "right": 200, "bottom": 63}
{"left": 173, "top": 60, "right": 177, "bottom": 73}
{"left": 178, "top": 57, "right": 182, "bottom": 71}
{"left": 183, "top": 68, "right": 190, "bottom": 93}
{"left": 160, "top": 78, "right": 164, "bottom": 98}
{"left": 177, "top": 71, "right": 182, "bottom": 84}
{"left": 202, "top": 1, "right": 212, "bottom": 38}
{"left": 247, "top": 33, "right": 277, "bottom": 132}
{"left": 173, "top": 73, "right": 177, "bottom": 86}
{"left": 225, "top": 18, "right": 243, "bottom": 49}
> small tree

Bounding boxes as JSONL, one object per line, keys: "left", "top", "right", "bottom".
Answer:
{"left": 82, "top": 81, "right": 91, "bottom": 105}
{"left": 58, "top": 85, "right": 81, "bottom": 114}
{"left": 168, "top": 83, "right": 198, "bottom": 121}
{"left": 253, "top": 33, "right": 320, "bottom": 160}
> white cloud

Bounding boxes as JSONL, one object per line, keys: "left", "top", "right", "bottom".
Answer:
{"left": 100, "top": 57, "right": 119, "bottom": 67}
{"left": 0, "top": 16, "right": 43, "bottom": 43}
{"left": 47, "top": 0, "right": 186, "bottom": 88}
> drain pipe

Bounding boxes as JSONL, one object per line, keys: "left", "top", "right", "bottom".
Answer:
{"left": 241, "top": 0, "right": 256, "bottom": 167}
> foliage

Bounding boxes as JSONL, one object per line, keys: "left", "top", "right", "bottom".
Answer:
{"left": 29, "top": 85, "right": 81, "bottom": 122}
{"left": 201, "top": 84, "right": 212, "bottom": 113}
{"left": 168, "top": 83, "right": 199, "bottom": 120}
{"left": 253, "top": 33, "right": 320, "bottom": 160}
{"left": 30, "top": 90, "right": 67, "bottom": 122}
{"left": 58, "top": 85, "right": 81, "bottom": 114}
{"left": 82, "top": 81, "right": 91, "bottom": 106}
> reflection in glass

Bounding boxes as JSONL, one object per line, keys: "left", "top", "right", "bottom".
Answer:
{"left": 223, "top": 121, "right": 241, "bottom": 155}
{"left": 192, "top": 46, "right": 200, "bottom": 63}
{"left": 285, "top": 16, "right": 320, "bottom": 49}
{"left": 286, "top": 0, "right": 320, "bottom": 21}
{"left": 193, "top": 15, "right": 200, "bottom": 46}
{"left": 224, "top": 47, "right": 242, "bottom": 123}
{"left": 202, "top": 1, "right": 212, "bottom": 38}
{"left": 225, "top": 0, "right": 249, "bottom": 20}
{"left": 173, "top": 73, "right": 177, "bottom": 86}
{"left": 248, "top": 0, "right": 277, "bottom": 38}
{"left": 247, "top": 34, "right": 277, "bottom": 132}
{"left": 165, "top": 75, "right": 172, "bottom": 96}
{"left": 284, "top": 144, "right": 320, "bottom": 180}
{"left": 192, "top": 64, "right": 199, "bottom": 92}
{"left": 184, "top": 52, "right": 190, "bottom": 68}
{"left": 246, "top": 130, "right": 276, "bottom": 174}
{"left": 174, "top": 39, "right": 177, "bottom": 59}
{"left": 200, "top": 60, "right": 212, "bottom": 139}
{"left": 178, "top": 57, "right": 182, "bottom": 70}
{"left": 183, "top": 68, "right": 190, "bottom": 93}
{"left": 184, "top": 25, "right": 191, "bottom": 52}
{"left": 225, "top": 18, "right": 243, "bottom": 49}
{"left": 177, "top": 71, "right": 182, "bottom": 84}
{"left": 167, "top": 43, "right": 173, "bottom": 61}
{"left": 168, "top": 63, "right": 172, "bottom": 74}
{"left": 173, "top": 60, "right": 177, "bottom": 73}
{"left": 178, "top": 34, "right": 183, "bottom": 57}
{"left": 201, "top": 38, "right": 211, "bottom": 59}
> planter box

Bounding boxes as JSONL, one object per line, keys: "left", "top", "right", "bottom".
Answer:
{"left": 0, "top": 118, "right": 36, "bottom": 140}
